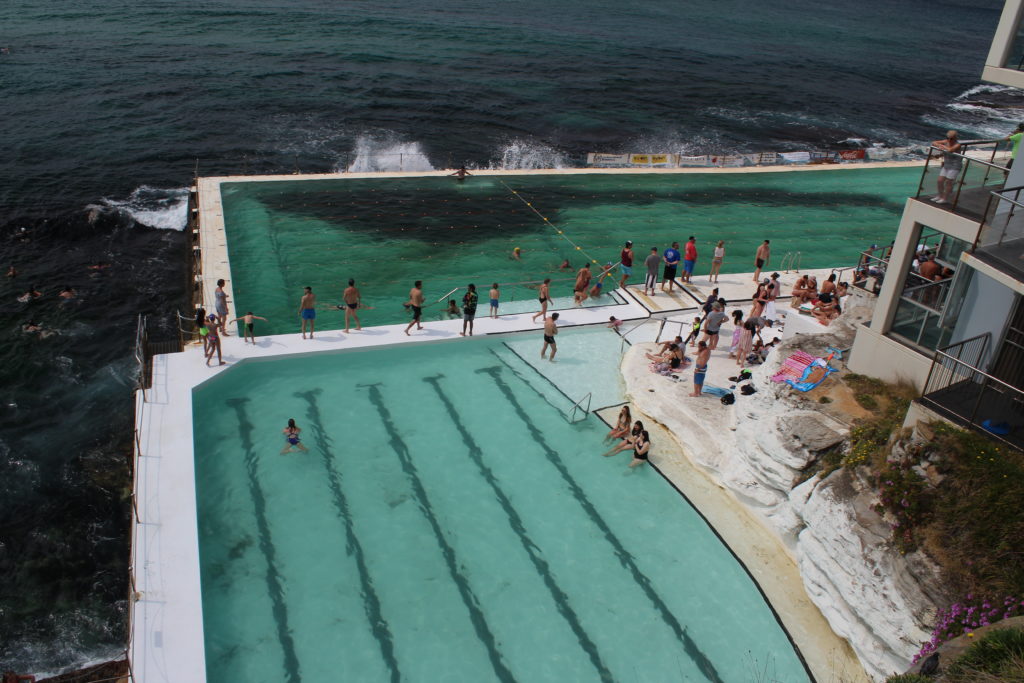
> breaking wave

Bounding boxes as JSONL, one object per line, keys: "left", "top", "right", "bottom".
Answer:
{"left": 96, "top": 186, "right": 189, "bottom": 231}
{"left": 342, "top": 136, "right": 436, "bottom": 172}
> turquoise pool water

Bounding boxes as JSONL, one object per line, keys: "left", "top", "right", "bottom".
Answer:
{"left": 193, "top": 328, "right": 810, "bottom": 682}
{"left": 219, "top": 167, "right": 918, "bottom": 334}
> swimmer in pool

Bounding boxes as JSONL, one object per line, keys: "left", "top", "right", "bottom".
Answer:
{"left": 511, "top": 246, "right": 522, "bottom": 261}
{"left": 449, "top": 166, "right": 472, "bottom": 179}
{"left": 281, "top": 418, "right": 308, "bottom": 454}
{"left": 229, "top": 311, "right": 267, "bottom": 344}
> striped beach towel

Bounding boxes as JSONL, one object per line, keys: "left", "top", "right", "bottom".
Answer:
{"left": 771, "top": 350, "right": 816, "bottom": 383}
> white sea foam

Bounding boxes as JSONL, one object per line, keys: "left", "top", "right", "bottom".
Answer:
{"left": 489, "top": 139, "right": 570, "bottom": 170}
{"left": 341, "top": 136, "right": 435, "bottom": 172}
{"left": 954, "top": 83, "right": 1021, "bottom": 100}
{"left": 98, "top": 186, "right": 189, "bottom": 231}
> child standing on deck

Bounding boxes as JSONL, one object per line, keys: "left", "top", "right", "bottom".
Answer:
{"left": 230, "top": 311, "right": 267, "bottom": 344}
{"left": 687, "top": 316, "right": 702, "bottom": 347}
{"left": 489, "top": 283, "right": 500, "bottom": 319}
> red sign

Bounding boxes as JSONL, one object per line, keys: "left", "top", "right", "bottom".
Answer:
{"left": 838, "top": 149, "right": 866, "bottom": 160}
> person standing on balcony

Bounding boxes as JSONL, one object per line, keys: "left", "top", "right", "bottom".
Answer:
{"left": 1005, "top": 123, "right": 1024, "bottom": 169}
{"left": 931, "top": 130, "right": 962, "bottom": 205}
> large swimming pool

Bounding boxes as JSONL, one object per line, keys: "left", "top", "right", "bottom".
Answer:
{"left": 192, "top": 328, "right": 810, "bottom": 682}
{"left": 219, "top": 168, "right": 918, "bottom": 334}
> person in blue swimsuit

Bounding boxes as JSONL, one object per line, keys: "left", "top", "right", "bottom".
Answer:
{"left": 299, "top": 286, "right": 316, "bottom": 339}
{"left": 281, "top": 418, "right": 308, "bottom": 454}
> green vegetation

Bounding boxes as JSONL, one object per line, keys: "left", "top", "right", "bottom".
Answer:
{"left": 884, "top": 674, "right": 930, "bottom": 683}
{"left": 945, "top": 627, "right": 1024, "bottom": 682}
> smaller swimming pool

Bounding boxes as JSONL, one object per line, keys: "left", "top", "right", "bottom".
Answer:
{"left": 192, "top": 328, "right": 810, "bottom": 682}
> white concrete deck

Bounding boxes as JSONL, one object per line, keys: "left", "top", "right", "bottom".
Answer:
{"left": 129, "top": 293, "right": 649, "bottom": 682}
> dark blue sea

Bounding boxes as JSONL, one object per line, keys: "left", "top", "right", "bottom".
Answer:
{"left": 0, "top": 0, "right": 1017, "bottom": 674}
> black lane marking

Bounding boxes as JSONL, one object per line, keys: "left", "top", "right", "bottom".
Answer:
{"left": 295, "top": 389, "right": 401, "bottom": 683}
{"left": 358, "top": 383, "right": 516, "bottom": 683}
{"left": 591, "top": 411, "right": 816, "bottom": 682}
{"left": 226, "top": 397, "right": 302, "bottom": 683}
{"left": 476, "top": 368, "right": 724, "bottom": 683}
{"left": 423, "top": 374, "right": 613, "bottom": 682}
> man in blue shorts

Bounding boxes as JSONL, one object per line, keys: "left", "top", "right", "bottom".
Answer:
{"left": 618, "top": 240, "right": 633, "bottom": 289}
{"left": 682, "top": 236, "right": 698, "bottom": 284}
{"left": 299, "top": 286, "right": 316, "bottom": 339}
{"left": 662, "top": 241, "right": 681, "bottom": 293}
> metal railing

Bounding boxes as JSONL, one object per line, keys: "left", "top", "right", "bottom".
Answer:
{"left": 780, "top": 251, "right": 802, "bottom": 273}
{"left": 569, "top": 392, "right": 592, "bottom": 423}
{"left": 916, "top": 139, "right": 1009, "bottom": 220}
{"left": 919, "top": 333, "right": 1024, "bottom": 449}
{"left": 620, "top": 318, "right": 665, "bottom": 352}
{"left": 980, "top": 184, "right": 1024, "bottom": 250}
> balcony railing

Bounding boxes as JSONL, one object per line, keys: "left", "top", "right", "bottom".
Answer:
{"left": 915, "top": 140, "right": 1010, "bottom": 221}
{"left": 921, "top": 333, "right": 1024, "bottom": 451}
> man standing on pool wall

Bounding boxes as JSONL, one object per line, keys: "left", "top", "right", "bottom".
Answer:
{"left": 460, "top": 283, "right": 478, "bottom": 336}
{"left": 643, "top": 246, "right": 660, "bottom": 296}
{"left": 661, "top": 241, "right": 680, "bottom": 293}
{"left": 342, "top": 278, "right": 362, "bottom": 332}
{"left": 404, "top": 280, "right": 425, "bottom": 335}
{"left": 618, "top": 240, "right": 633, "bottom": 289}
{"left": 214, "top": 279, "right": 230, "bottom": 335}
{"left": 753, "top": 240, "right": 770, "bottom": 283}
{"left": 299, "top": 286, "right": 316, "bottom": 339}
{"left": 682, "top": 236, "right": 697, "bottom": 284}
{"left": 541, "top": 312, "right": 559, "bottom": 362}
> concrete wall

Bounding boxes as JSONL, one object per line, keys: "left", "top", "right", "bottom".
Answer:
{"left": 950, "top": 269, "right": 1017, "bottom": 369}
{"left": 849, "top": 324, "right": 933, "bottom": 391}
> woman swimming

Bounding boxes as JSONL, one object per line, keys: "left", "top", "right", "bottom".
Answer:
{"left": 281, "top": 418, "right": 308, "bottom": 454}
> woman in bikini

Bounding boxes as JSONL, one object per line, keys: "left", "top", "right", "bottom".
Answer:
{"left": 709, "top": 240, "right": 725, "bottom": 283}
{"left": 604, "top": 420, "right": 644, "bottom": 456}
{"left": 531, "top": 278, "right": 551, "bottom": 323}
{"left": 605, "top": 405, "right": 631, "bottom": 441}
{"left": 281, "top": 418, "right": 308, "bottom": 454}
{"left": 628, "top": 430, "right": 651, "bottom": 468}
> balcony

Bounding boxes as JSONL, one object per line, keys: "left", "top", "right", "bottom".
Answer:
{"left": 921, "top": 333, "right": 1024, "bottom": 452}
{"left": 977, "top": 184, "right": 1024, "bottom": 282}
{"left": 914, "top": 140, "right": 1010, "bottom": 222}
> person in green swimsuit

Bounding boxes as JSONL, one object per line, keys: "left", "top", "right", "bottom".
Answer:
{"left": 1006, "top": 122, "right": 1024, "bottom": 169}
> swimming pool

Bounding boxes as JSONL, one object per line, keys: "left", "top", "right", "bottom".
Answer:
{"left": 192, "top": 327, "right": 810, "bottom": 682}
{"left": 218, "top": 168, "right": 918, "bottom": 334}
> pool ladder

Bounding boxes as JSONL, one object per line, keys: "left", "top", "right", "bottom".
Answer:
{"left": 569, "top": 392, "right": 592, "bottom": 423}
{"left": 781, "top": 251, "right": 802, "bottom": 273}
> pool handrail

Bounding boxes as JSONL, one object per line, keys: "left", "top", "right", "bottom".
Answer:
{"left": 569, "top": 392, "right": 592, "bottom": 423}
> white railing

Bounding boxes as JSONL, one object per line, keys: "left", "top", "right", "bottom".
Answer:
{"left": 569, "top": 392, "right": 592, "bottom": 423}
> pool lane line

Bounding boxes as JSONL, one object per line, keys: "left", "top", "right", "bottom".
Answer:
{"left": 489, "top": 347, "right": 575, "bottom": 418}
{"left": 225, "top": 398, "right": 302, "bottom": 683}
{"left": 591, "top": 411, "right": 816, "bottom": 683}
{"left": 422, "top": 374, "right": 614, "bottom": 683}
{"left": 476, "top": 367, "right": 725, "bottom": 683}
{"left": 357, "top": 382, "right": 516, "bottom": 683}
{"left": 295, "top": 389, "right": 401, "bottom": 683}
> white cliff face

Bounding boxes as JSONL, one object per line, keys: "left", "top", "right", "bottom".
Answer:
{"left": 622, "top": 301, "right": 940, "bottom": 681}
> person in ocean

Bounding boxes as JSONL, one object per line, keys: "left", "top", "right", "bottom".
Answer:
{"left": 299, "top": 286, "right": 316, "bottom": 339}
{"left": 17, "top": 285, "right": 41, "bottom": 303}
{"left": 6, "top": 265, "right": 16, "bottom": 278}
{"left": 229, "top": 311, "right": 267, "bottom": 344}
{"left": 59, "top": 285, "right": 76, "bottom": 299}
{"left": 281, "top": 418, "right": 308, "bottom": 454}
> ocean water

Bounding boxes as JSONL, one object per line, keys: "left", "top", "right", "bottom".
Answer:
{"left": 0, "top": 0, "right": 1014, "bottom": 674}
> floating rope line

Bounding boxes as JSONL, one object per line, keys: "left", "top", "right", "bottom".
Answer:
{"left": 499, "top": 180, "right": 603, "bottom": 267}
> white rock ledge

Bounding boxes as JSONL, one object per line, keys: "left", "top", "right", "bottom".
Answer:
{"left": 622, "top": 309, "right": 941, "bottom": 681}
